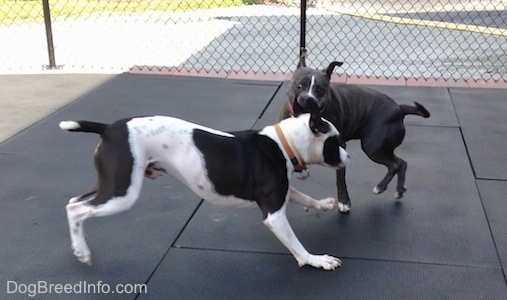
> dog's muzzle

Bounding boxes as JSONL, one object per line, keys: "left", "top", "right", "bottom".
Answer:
{"left": 289, "top": 96, "right": 319, "bottom": 117}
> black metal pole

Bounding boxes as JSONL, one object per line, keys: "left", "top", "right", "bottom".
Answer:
{"left": 42, "top": 0, "right": 56, "bottom": 69}
{"left": 300, "top": 0, "right": 307, "bottom": 58}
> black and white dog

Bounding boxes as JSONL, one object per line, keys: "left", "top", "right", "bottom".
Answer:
{"left": 60, "top": 107, "right": 349, "bottom": 270}
{"left": 280, "top": 50, "right": 430, "bottom": 213}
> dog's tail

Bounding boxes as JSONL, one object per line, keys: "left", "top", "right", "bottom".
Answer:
{"left": 59, "top": 120, "right": 108, "bottom": 135}
{"left": 399, "top": 102, "right": 430, "bottom": 118}
{"left": 297, "top": 47, "right": 307, "bottom": 68}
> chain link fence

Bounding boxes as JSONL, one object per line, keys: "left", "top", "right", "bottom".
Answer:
{"left": 1, "top": 0, "right": 506, "bottom": 82}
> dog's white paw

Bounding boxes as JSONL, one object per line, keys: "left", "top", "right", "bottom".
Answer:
{"left": 68, "top": 196, "right": 80, "bottom": 204}
{"left": 373, "top": 185, "right": 384, "bottom": 194}
{"left": 338, "top": 202, "right": 351, "bottom": 213}
{"left": 395, "top": 186, "right": 407, "bottom": 199}
{"left": 299, "top": 254, "right": 342, "bottom": 271}
{"left": 72, "top": 243, "right": 92, "bottom": 266}
{"left": 315, "top": 197, "right": 338, "bottom": 211}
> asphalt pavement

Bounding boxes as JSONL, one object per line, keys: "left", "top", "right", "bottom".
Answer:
{"left": 1, "top": 4, "right": 505, "bottom": 82}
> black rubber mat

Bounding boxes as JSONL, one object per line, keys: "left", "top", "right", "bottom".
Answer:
{"left": 451, "top": 88, "right": 507, "bottom": 180}
{"left": 175, "top": 126, "right": 499, "bottom": 267}
{"left": 1, "top": 75, "right": 506, "bottom": 299}
{"left": 140, "top": 247, "right": 507, "bottom": 299}
{"left": 477, "top": 180, "right": 507, "bottom": 276}
{"left": 0, "top": 154, "right": 201, "bottom": 300}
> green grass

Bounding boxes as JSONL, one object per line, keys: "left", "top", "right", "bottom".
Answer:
{"left": 0, "top": 0, "right": 251, "bottom": 25}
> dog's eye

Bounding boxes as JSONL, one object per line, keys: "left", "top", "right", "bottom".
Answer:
{"left": 315, "top": 86, "right": 324, "bottom": 96}
{"left": 296, "top": 83, "right": 303, "bottom": 89}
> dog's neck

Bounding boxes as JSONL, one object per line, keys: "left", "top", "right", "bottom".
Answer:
{"left": 273, "top": 123, "right": 307, "bottom": 173}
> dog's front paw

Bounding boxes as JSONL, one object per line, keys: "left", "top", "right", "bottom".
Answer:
{"left": 315, "top": 197, "right": 338, "bottom": 211}
{"left": 68, "top": 196, "right": 80, "bottom": 204}
{"left": 72, "top": 243, "right": 92, "bottom": 266}
{"left": 299, "top": 254, "right": 342, "bottom": 271}
{"left": 338, "top": 202, "right": 351, "bottom": 213}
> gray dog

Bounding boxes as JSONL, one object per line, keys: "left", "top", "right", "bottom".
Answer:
{"left": 280, "top": 50, "right": 430, "bottom": 212}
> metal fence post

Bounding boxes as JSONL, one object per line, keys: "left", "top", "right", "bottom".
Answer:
{"left": 299, "top": 0, "right": 307, "bottom": 58}
{"left": 42, "top": 0, "right": 57, "bottom": 69}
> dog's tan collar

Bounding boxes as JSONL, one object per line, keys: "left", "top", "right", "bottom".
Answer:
{"left": 274, "top": 123, "right": 308, "bottom": 178}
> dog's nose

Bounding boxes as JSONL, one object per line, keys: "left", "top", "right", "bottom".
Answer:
{"left": 298, "top": 95, "right": 319, "bottom": 111}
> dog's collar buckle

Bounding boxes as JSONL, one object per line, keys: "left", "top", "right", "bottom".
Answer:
{"left": 274, "top": 123, "right": 308, "bottom": 175}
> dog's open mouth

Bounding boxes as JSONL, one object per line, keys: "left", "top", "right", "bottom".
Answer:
{"left": 288, "top": 101, "right": 295, "bottom": 116}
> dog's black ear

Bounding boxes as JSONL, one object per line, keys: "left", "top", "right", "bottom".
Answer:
{"left": 297, "top": 47, "right": 307, "bottom": 68}
{"left": 324, "top": 61, "right": 344, "bottom": 79}
{"left": 308, "top": 100, "right": 330, "bottom": 135}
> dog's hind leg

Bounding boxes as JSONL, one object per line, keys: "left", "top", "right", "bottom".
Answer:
{"left": 363, "top": 124, "right": 407, "bottom": 198}
{"left": 66, "top": 147, "right": 147, "bottom": 265}
{"left": 66, "top": 170, "right": 144, "bottom": 265}
{"left": 68, "top": 188, "right": 97, "bottom": 203}
{"left": 394, "top": 158, "right": 407, "bottom": 199}
{"left": 369, "top": 152, "right": 406, "bottom": 198}
{"left": 64, "top": 189, "right": 97, "bottom": 265}
{"left": 66, "top": 199, "right": 94, "bottom": 265}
